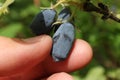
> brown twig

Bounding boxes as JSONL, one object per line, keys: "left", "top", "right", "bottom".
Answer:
{"left": 83, "top": 1, "right": 120, "bottom": 23}
{"left": 33, "top": 0, "right": 40, "bottom": 7}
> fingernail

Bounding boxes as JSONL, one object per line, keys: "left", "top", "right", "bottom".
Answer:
{"left": 23, "top": 35, "right": 49, "bottom": 43}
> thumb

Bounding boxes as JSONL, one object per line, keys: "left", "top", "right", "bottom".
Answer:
{"left": 0, "top": 35, "right": 52, "bottom": 76}
{"left": 46, "top": 72, "right": 74, "bottom": 80}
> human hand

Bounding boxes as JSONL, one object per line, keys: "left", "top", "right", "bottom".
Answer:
{"left": 0, "top": 35, "right": 92, "bottom": 80}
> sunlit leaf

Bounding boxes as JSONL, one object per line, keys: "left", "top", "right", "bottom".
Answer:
{"left": 116, "top": 14, "right": 120, "bottom": 18}
{"left": 107, "top": 69, "right": 120, "bottom": 80}
{"left": 84, "top": 66, "right": 106, "bottom": 80}
{"left": 0, "top": 0, "right": 14, "bottom": 15}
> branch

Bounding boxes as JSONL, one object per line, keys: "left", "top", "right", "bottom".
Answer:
{"left": 83, "top": 1, "right": 120, "bottom": 23}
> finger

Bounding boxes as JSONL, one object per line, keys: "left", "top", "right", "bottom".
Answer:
{"left": 45, "top": 72, "right": 73, "bottom": 80}
{"left": 42, "top": 39, "right": 93, "bottom": 75}
{"left": 0, "top": 35, "right": 52, "bottom": 76}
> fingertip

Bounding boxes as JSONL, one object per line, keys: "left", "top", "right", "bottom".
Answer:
{"left": 47, "top": 72, "right": 73, "bottom": 80}
{"left": 68, "top": 39, "right": 93, "bottom": 69}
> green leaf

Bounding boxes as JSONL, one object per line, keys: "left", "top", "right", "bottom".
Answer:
{"left": 107, "top": 68, "right": 120, "bottom": 80}
{"left": 73, "top": 75, "right": 83, "bottom": 80}
{"left": 84, "top": 66, "right": 106, "bottom": 80}
{"left": 0, "top": 23, "right": 23, "bottom": 37}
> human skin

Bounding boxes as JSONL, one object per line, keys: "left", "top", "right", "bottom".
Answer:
{"left": 0, "top": 35, "right": 92, "bottom": 80}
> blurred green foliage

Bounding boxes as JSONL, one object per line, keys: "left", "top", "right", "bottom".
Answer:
{"left": 0, "top": 0, "right": 120, "bottom": 80}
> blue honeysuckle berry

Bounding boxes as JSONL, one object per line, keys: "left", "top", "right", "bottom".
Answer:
{"left": 52, "top": 22, "right": 75, "bottom": 62}
{"left": 30, "top": 9, "right": 57, "bottom": 35}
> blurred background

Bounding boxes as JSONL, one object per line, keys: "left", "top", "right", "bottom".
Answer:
{"left": 0, "top": 0, "right": 120, "bottom": 80}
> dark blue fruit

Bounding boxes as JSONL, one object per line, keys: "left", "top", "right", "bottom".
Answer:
{"left": 54, "top": 7, "right": 72, "bottom": 32}
{"left": 57, "top": 7, "right": 71, "bottom": 22}
{"left": 30, "top": 9, "right": 56, "bottom": 35}
{"left": 52, "top": 22, "right": 75, "bottom": 62}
